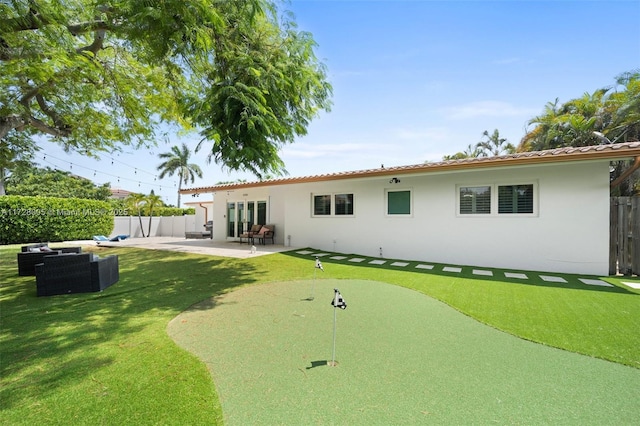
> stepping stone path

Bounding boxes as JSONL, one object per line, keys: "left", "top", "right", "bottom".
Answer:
{"left": 297, "top": 250, "right": 626, "bottom": 290}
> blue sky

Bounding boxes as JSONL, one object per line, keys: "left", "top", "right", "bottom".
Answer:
{"left": 40, "top": 0, "right": 639, "bottom": 205}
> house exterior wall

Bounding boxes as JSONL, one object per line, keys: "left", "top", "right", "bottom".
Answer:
{"left": 212, "top": 160, "right": 611, "bottom": 275}
{"left": 210, "top": 187, "right": 282, "bottom": 242}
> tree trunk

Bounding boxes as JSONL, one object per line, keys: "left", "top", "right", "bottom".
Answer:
{"left": 138, "top": 213, "right": 146, "bottom": 237}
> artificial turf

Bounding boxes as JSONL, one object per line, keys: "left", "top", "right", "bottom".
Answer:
{"left": 168, "top": 278, "right": 640, "bottom": 425}
{"left": 2, "top": 244, "right": 639, "bottom": 424}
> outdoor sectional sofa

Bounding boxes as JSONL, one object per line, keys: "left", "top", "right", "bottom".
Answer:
{"left": 17, "top": 244, "right": 83, "bottom": 276}
{"left": 35, "top": 253, "right": 119, "bottom": 297}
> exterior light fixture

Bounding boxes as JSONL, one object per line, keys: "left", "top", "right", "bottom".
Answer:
{"left": 389, "top": 177, "right": 401, "bottom": 184}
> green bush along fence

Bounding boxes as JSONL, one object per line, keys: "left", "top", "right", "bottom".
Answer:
{"left": 0, "top": 196, "right": 114, "bottom": 244}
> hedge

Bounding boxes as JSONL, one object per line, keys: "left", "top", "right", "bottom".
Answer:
{"left": 0, "top": 196, "right": 114, "bottom": 244}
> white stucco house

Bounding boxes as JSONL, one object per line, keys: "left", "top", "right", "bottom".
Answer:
{"left": 182, "top": 142, "right": 640, "bottom": 275}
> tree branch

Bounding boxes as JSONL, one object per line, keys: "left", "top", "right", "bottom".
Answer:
{"left": 28, "top": 116, "right": 72, "bottom": 138}
{"left": 35, "top": 94, "right": 70, "bottom": 133}
{"left": 0, "top": 115, "right": 28, "bottom": 139}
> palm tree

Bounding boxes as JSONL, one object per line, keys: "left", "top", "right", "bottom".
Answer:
{"left": 476, "top": 129, "right": 515, "bottom": 157}
{"left": 144, "top": 191, "right": 163, "bottom": 237}
{"left": 607, "top": 70, "right": 640, "bottom": 143}
{"left": 126, "top": 193, "right": 147, "bottom": 237}
{"left": 157, "top": 143, "right": 203, "bottom": 207}
{"left": 442, "top": 144, "right": 483, "bottom": 160}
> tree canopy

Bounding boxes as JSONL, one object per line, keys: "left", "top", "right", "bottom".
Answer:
{"left": 6, "top": 167, "right": 111, "bottom": 200}
{"left": 519, "top": 70, "right": 640, "bottom": 151}
{"left": 0, "top": 0, "right": 332, "bottom": 190}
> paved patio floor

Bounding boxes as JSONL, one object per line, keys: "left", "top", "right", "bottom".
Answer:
{"left": 67, "top": 237, "right": 293, "bottom": 259}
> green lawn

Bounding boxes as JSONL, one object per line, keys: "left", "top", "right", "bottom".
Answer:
{"left": 1, "top": 245, "right": 639, "bottom": 424}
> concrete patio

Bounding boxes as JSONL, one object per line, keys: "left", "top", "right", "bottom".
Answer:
{"left": 68, "top": 237, "right": 294, "bottom": 259}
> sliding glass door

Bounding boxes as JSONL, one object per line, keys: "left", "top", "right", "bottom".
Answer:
{"left": 226, "top": 200, "right": 267, "bottom": 238}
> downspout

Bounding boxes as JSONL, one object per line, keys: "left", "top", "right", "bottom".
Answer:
{"left": 198, "top": 202, "right": 209, "bottom": 237}
{"left": 610, "top": 156, "right": 640, "bottom": 190}
{"left": 198, "top": 202, "right": 208, "bottom": 222}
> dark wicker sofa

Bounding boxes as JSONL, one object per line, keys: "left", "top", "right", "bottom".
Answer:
{"left": 17, "top": 245, "right": 83, "bottom": 276}
{"left": 35, "top": 253, "right": 119, "bottom": 297}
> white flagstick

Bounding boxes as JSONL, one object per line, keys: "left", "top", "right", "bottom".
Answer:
{"left": 330, "top": 300, "right": 338, "bottom": 366}
{"left": 329, "top": 288, "right": 346, "bottom": 367}
{"left": 312, "top": 257, "right": 324, "bottom": 300}
{"left": 311, "top": 266, "right": 315, "bottom": 300}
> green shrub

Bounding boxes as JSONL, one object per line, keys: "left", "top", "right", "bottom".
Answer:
{"left": 155, "top": 206, "right": 195, "bottom": 216}
{"left": 0, "top": 196, "right": 114, "bottom": 244}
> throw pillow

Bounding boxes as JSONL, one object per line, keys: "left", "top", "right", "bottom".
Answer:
{"left": 259, "top": 226, "right": 269, "bottom": 235}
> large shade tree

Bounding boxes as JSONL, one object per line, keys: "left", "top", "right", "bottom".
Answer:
{"left": 157, "top": 143, "right": 203, "bottom": 207}
{"left": 0, "top": 0, "right": 332, "bottom": 192}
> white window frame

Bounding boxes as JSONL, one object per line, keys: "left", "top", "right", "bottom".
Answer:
{"left": 458, "top": 184, "right": 492, "bottom": 215}
{"left": 385, "top": 188, "right": 413, "bottom": 217}
{"left": 311, "top": 193, "right": 355, "bottom": 217}
{"left": 456, "top": 181, "right": 538, "bottom": 217}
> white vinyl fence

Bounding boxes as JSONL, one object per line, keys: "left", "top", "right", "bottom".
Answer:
{"left": 113, "top": 215, "right": 201, "bottom": 238}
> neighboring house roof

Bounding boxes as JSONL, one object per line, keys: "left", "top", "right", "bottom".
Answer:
{"left": 181, "top": 142, "right": 640, "bottom": 194}
{"left": 110, "top": 188, "right": 134, "bottom": 199}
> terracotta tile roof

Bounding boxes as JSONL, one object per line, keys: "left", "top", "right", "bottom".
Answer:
{"left": 181, "top": 141, "right": 640, "bottom": 194}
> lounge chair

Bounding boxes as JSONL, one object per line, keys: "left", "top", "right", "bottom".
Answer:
{"left": 93, "top": 235, "right": 129, "bottom": 243}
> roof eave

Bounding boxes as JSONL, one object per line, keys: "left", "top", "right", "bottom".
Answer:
{"left": 180, "top": 143, "right": 640, "bottom": 194}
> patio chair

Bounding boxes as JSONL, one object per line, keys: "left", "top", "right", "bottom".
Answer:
{"left": 35, "top": 253, "right": 119, "bottom": 296}
{"left": 239, "top": 224, "right": 263, "bottom": 244}
{"left": 252, "top": 224, "right": 275, "bottom": 245}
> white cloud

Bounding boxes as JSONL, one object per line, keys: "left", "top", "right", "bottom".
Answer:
{"left": 441, "top": 101, "right": 539, "bottom": 120}
{"left": 395, "top": 127, "right": 451, "bottom": 142}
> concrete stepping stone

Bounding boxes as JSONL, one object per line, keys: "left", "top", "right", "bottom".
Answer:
{"left": 579, "top": 278, "right": 613, "bottom": 287}
{"left": 391, "top": 262, "right": 409, "bottom": 267}
{"left": 416, "top": 264, "right": 434, "bottom": 270}
{"left": 296, "top": 250, "right": 313, "bottom": 255}
{"left": 473, "top": 269, "right": 493, "bottom": 276}
{"left": 540, "top": 275, "right": 567, "bottom": 283}
{"left": 505, "top": 272, "right": 528, "bottom": 279}
{"left": 349, "top": 258, "right": 365, "bottom": 263}
{"left": 622, "top": 281, "right": 640, "bottom": 289}
{"left": 311, "top": 253, "right": 330, "bottom": 257}
{"left": 330, "top": 256, "right": 347, "bottom": 260}
{"left": 369, "top": 260, "right": 386, "bottom": 265}
{"left": 443, "top": 266, "right": 462, "bottom": 273}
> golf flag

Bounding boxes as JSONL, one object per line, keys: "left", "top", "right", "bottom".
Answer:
{"left": 331, "top": 288, "right": 347, "bottom": 309}
{"left": 315, "top": 257, "right": 324, "bottom": 272}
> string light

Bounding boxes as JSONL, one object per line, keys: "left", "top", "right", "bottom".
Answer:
{"left": 34, "top": 152, "right": 181, "bottom": 195}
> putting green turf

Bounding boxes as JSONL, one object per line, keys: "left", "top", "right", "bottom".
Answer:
{"left": 167, "top": 279, "right": 640, "bottom": 425}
